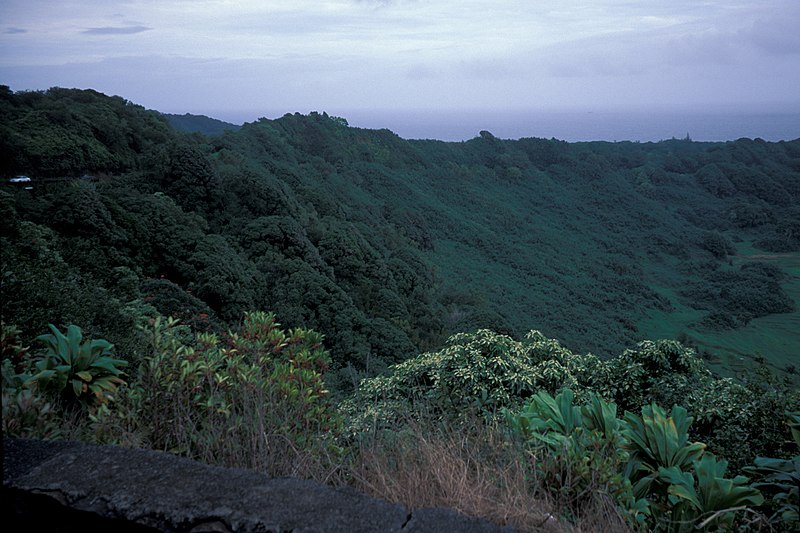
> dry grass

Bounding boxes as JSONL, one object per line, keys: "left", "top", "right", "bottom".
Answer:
{"left": 20, "top": 375, "right": 632, "bottom": 532}
{"left": 16, "top": 388, "right": 632, "bottom": 531}
{"left": 163, "top": 383, "right": 348, "bottom": 484}
{"left": 347, "top": 416, "right": 632, "bottom": 532}
{"left": 567, "top": 495, "right": 632, "bottom": 533}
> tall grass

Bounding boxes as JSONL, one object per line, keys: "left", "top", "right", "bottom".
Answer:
{"left": 347, "top": 414, "right": 631, "bottom": 532}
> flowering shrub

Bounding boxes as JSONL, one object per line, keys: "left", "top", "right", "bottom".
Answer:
{"left": 340, "top": 329, "right": 607, "bottom": 436}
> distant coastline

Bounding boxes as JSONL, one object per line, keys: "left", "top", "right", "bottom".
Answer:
{"left": 208, "top": 109, "right": 800, "bottom": 143}
{"left": 326, "top": 110, "right": 800, "bottom": 143}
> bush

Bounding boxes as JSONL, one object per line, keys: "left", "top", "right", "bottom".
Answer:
{"left": 507, "top": 389, "right": 767, "bottom": 531}
{"left": 28, "top": 324, "right": 128, "bottom": 406}
{"left": 698, "top": 231, "right": 735, "bottom": 259}
{"left": 1, "top": 355, "right": 62, "bottom": 439}
{"left": 506, "top": 389, "right": 645, "bottom": 527}
{"left": 601, "top": 339, "right": 709, "bottom": 414}
{"left": 1, "top": 323, "right": 126, "bottom": 439}
{"left": 340, "top": 329, "right": 607, "bottom": 437}
{"left": 745, "top": 413, "right": 800, "bottom": 527}
{"left": 121, "top": 312, "right": 342, "bottom": 477}
{"left": 683, "top": 263, "right": 795, "bottom": 331}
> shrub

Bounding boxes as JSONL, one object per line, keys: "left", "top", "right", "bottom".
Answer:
{"left": 507, "top": 388, "right": 767, "bottom": 531}
{"left": 340, "top": 329, "right": 607, "bottom": 437}
{"left": 659, "top": 454, "right": 763, "bottom": 531}
{"left": 602, "top": 339, "right": 710, "bottom": 414}
{"left": 684, "top": 263, "right": 795, "bottom": 331}
{"left": 745, "top": 412, "right": 800, "bottom": 527}
{"left": 1, "top": 325, "right": 63, "bottom": 439}
{"left": 2, "top": 324, "right": 127, "bottom": 411}
{"left": 27, "top": 324, "right": 128, "bottom": 406}
{"left": 1, "top": 323, "right": 30, "bottom": 373}
{"left": 694, "top": 164, "right": 735, "bottom": 197}
{"left": 1, "top": 355, "right": 62, "bottom": 439}
{"left": 698, "top": 231, "right": 735, "bottom": 259}
{"left": 123, "top": 312, "right": 342, "bottom": 477}
{"left": 623, "top": 403, "right": 707, "bottom": 501}
{"left": 506, "top": 389, "right": 646, "bottom": 528}
{"left": 624, "top": 403, "right": 766, "bottom": 531}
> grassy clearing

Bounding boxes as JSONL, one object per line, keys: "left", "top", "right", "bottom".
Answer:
{"left": 638, "top": 243, "right": 799, "bottom": 380}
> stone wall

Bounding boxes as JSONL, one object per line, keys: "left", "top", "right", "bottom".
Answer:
{"left": 2, "top": 438, "right": 515, "bottom": 532}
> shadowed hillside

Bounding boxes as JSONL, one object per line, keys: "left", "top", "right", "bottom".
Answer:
{"left": 3, "top": 87, "right": 799, "bottom": 532}
{"left": 164, "top": 113, "right": 241, "bottom": 136}
{"left": 1, "top": 87, "right": 798, "bottom": 387}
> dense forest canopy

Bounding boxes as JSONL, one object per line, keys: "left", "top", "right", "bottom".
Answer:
{"left": 163, "top": 113, "right": 241, "bottom": 136}
{"left": 1, "top": 86, "right": 798, "bottom": 391}
{"left": 3, "top": 86, "right": 799, "bottom": 531}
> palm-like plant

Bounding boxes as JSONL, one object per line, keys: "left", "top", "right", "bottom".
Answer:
{"left": 745, "top": 412, "right": 800, "bottom": 525}
{"left": 660, "top": 454, "right": 763, "bottom": 531}
{"left": 622, "top": 403, "right": 766, "bottom": 531}
{"left": 507, "top": 388, "right": 582, "bottom": 446}
{"left": 27, "top": 324, "right": 127, "bottom": 405}
{"left": 623, "top": 403, "right": 706, "bottom": 500}
{"left": 507, "top": 389, "right": 648, "bottom": 527}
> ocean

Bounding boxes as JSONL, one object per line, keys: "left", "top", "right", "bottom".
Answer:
{"left": 214, "top": 109, "right": 800, "bottom": 142}
{"left": 337, "top": 109, "right": 800, "bottom": 143}
{"left": 220, "top": 109, "right": 800, "bottom": 143}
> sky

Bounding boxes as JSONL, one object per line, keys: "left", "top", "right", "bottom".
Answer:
{"left": 1, "top": 1, "right": 799, "bottom": 139}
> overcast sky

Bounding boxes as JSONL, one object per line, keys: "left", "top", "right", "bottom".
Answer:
{"left": 1, "top": 0, "right": 799, "bottom": 136}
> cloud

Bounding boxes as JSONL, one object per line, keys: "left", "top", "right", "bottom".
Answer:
{"left": 353, "top": 0, "right": 417, "bottom": 5}
{"left": 2, "top": 0, "right": 798, "bottom": 117}
{"left": 81, "top": 25, "right": 151, "bottom": 35}
{"left": 406, "top": 63, "right": 439, "bottom": 80}
{"left": 4, "top": 27, "right": 27, "bottom": 34}
{"left": 745, "top": 11, "right": 800, "bottom": 56}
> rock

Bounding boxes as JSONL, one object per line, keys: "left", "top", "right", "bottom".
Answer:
{"left": 2, "top": 438, "right": 515, "bottom": 532}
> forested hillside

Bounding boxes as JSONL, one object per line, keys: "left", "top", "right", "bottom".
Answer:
{"left": 2, "top": 87, "right": 797, "bottom": 386}
{"left": 164, "top": 113, "right": 241, "bottom": 136}
{"left": 3, "top": 86, "right": 799, "bottom": 531}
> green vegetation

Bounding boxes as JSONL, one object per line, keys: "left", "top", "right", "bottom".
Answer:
{"left": 506, "top": 389, "right": 640, "bottom": 524}
{"left": 506, "top": 390, "right": 767, "bottom": 530}
{"left": 745, "top": 412, "right": 800, "bottom": 525}
{"left": 28, "top": 323, "right": 127, "bottom": 405}
{"left": 4, "top": 319, "right": 797, "bottom": 530}
{"left": 340, "top": 329, "right": 606, "bottom": 436}
{"left": 1, "top": 86, "right": 799, "bottom": 530}
{"left": 114, "top": 312, "right": 341, "bottom": 472}
{"left": 3, "top": 87, "right": 798, "bottom": 380}
{"left": 163, "top": 112, "right": 241, "bottom": 136}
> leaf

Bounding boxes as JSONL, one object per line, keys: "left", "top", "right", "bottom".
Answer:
{"left": 694, "top": 454, "right": 763, "bottom": 520}
{"left": 66, "top": 324, "right": 83, "bottom": 366}
{"left": 632, "top": 472, "right": 655, "bottom": 500}
{"left": 50, "top": 324, "right": 70, "bottom": 365}
{"left": 91, "top": 357, "right": 128, "bottom": 374}
{"left": 74, "top": 344, "right": 89, "bottom": 371}
{"left": 624, "top": 402, "right": 705, "bottom": 474}
{"left": 788, "top": 411, "right": 800, "bottom": 448}
{"left": 582, "top": 393, "right": 621, "bottom": 440}
{"left": 93, "top": 377, "right": 121, "bottom": 391}
{"left": 23, "top": 368, "right": 56, "bottom": 385}
{"left": 661, "top": 466, "right": 701, "bottom": 510}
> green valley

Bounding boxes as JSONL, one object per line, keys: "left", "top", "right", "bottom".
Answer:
{"left": 2, "top": 86, "right": 798, "bottom": 531}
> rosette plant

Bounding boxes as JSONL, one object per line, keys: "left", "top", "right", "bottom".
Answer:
{"left": 27, "top": 324, "right": 127, "bottom": 405}
{"left": 745, "top": 412, "right": 800, "bottom": 526}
